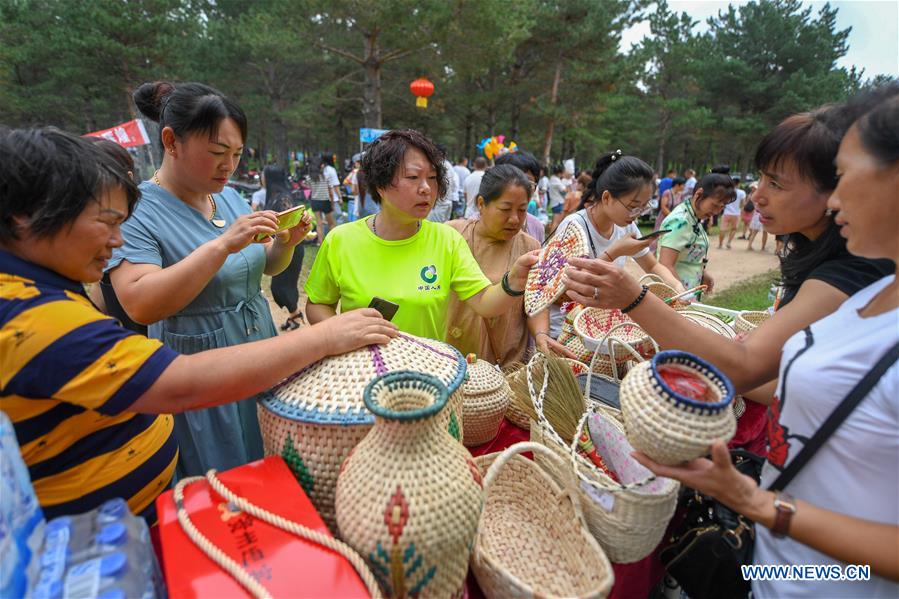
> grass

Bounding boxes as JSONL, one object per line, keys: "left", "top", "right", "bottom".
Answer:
{"left": 709, "top": 268, "right": 781, "bottom": 312}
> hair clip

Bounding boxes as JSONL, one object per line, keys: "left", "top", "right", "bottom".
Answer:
{"left": 610, "top": 148, "right": 622, "bottom": 161}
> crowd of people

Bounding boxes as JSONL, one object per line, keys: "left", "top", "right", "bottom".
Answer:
{"left": 1, "top": 77, "right": 897, "bottom": 597}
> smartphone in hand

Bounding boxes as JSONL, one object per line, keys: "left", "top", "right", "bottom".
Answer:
{"left": 254, "top": 205, "right": 306, "bottom": 242}
{"left": 368, "top": 297, "right": 399, "bottom": 321}
{"left": 637, "top": 229, "right": 671, "bottom": 241}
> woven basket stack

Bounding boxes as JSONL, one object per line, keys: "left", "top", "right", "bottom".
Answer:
{"left": 735, "top": 309, "right": 771, "bottom": 333}
{"left": 257, "top": 333, "right": 467, "bottom": 532}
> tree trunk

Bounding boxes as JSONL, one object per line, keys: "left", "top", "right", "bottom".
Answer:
{"left": 362, "top": 30, "right": 383, "bottom": 128}
{"left": 542, "top": 57, "right": 563, "bottom": 166}
{"left": 656, "top": 110, "right": 671, "bottom": 174}
{"left": 463, "top": 112, "right": 473, "bottom": 160}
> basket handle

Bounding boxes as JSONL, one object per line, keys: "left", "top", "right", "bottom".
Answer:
{"left": 584, "top": 321, "right": 657, "bottom": 401}
{"left": 568, "top": 412, "right": 659, "bottom": 493}
{"left": 478, "top": 441, "right": 588, "bottom": 536}
{"left": 664, "top": 284, "right": 708, "bottom": 305}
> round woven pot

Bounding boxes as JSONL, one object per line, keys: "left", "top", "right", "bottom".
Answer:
{"left": 258, "top": 333, "right": 467, "bottom": 532}
{"left": 460, "top": 354, "right": 511, "bottom": 447}
{"left": 472, "top": 442, "right": 614, "bottom": 598}
{"left": 620, "top": 351, "right": 736, "bottom": 465}
{"left": 574, "top": 308, "right": 656, "bottom": 364}
{"left": 336, "top": 372, "right": 483, "bottom": 598}
{"left": 735, "top": 310, "right": 771, "bottom": 333}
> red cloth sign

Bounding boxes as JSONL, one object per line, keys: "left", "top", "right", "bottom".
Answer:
{"left": 85, "top": 119, "right": 151, "bottom": 148}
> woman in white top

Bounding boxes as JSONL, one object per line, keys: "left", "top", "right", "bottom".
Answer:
{"left": 534, "top": 151, "right": 683, "bottom": 339}
{"left": 636, "top": 85, "right": 899, "bottom": 596}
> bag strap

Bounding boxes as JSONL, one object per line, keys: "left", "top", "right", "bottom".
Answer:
{"left": 769, "top": 339, "right": 899, "bottom": 491}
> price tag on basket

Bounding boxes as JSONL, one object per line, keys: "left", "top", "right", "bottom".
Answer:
{"left": 524, "top": 222, "right": 590, "bottom": 316}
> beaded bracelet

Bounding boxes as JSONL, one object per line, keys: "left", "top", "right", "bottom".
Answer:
{"left": 502, "top": 271, "right": 525, "bottom": 296}
{"left": 621, "top": 285, "right": 649, "bottom": 314}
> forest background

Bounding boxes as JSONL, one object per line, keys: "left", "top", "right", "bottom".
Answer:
{"left": 2, "top": 0, "right": 895, "bottom": 175}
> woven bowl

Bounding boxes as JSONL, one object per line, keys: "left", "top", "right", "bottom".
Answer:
{"left": 679, "top": 310, "right": 737, "bottom": 339}
{"left": 574, "top": 308, "right": 655, "bottom": 362}
{"left": 258, "top": 333, "right": 467, "bottom": 532}
{"left": 735, "top": 310, "right": 771, "bottom": 333}
{"left": 619, "top": 351, "right": 736, "bottom": 465}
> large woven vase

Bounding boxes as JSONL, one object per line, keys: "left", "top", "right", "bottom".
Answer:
{"left": 335, "top": 371, "right": 483, "bottom": 598}
{"left": 257, "top": 333, "right": 467, "bottom": 532}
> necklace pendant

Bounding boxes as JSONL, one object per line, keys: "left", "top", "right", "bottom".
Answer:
{"left": 211, "top": 218, "right": 226, "bottom": 228}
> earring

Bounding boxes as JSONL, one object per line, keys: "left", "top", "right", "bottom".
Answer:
{"left": 825, "top": 208, "right": 834, "bottom": 217}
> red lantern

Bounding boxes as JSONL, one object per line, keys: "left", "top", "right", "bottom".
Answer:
{"left": 410, "top": 77, "right": 435, "bottom": 108}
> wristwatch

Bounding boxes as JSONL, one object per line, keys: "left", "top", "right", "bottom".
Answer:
{"left": 772, "top": 491, "right": 797, "bottom": 538}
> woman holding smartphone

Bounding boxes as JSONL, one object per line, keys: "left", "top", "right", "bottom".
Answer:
{"left": 108, "top": 81, "right": 310, "bottom": 478}
{"left": 535, "top": 150, "right": 684, "bottom": 340}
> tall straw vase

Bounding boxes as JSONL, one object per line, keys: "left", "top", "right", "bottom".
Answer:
{"left": 335, "top": 371, "right": 483, "bottom": 598}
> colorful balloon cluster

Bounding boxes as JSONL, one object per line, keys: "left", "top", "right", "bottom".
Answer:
{"left": 477, "top": 135, "right": 518, "bottom": 160}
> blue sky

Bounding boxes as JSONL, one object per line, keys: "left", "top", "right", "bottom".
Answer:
{"left": 621, "top": 1, "right": 899, "bottom": 80}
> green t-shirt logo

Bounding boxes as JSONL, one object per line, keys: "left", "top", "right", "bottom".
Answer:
{"left": 420, "top": 265, "right": 438, "bottom": 284}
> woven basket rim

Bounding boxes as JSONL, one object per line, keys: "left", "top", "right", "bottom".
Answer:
{"left": 362, "top": 370, "right": 449, "bottom": 421}
{"left": 574, "top": 308, "right": 650, "bottom": 356}
{"left": 650, "top": 351, "right": 735, "bottom": 412}
{"left": 259, "top": 335, "right": 467, "bottom": 424}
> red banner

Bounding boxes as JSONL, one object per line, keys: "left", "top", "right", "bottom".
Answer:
{"left": 85, "top": 118, "right": 151, "bottom": 148}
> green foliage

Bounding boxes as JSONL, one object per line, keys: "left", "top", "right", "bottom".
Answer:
{"left": 0, "top": 0, "right": 867, "bottom": 170}
{"left": 710, "top": 269, "right": 781, "bottom": 311}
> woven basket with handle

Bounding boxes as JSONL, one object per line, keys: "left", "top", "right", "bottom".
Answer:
{"left": 734, "top": 309, "right": 771, "bottom": 333}
{"left": 472, "top": 442, "right": 614, "bottom": 598}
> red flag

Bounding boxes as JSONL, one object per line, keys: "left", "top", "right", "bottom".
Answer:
{"left": 85, "top": 119, "right": 150, "bottom": 148}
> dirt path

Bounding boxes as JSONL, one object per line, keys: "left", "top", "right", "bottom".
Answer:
{"left": 625, "top": 233, "right": 779, "bottom": 296}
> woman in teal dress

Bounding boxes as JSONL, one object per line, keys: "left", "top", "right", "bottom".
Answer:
{"left": 108, "top": 81, "right": 309, "bottom": 478}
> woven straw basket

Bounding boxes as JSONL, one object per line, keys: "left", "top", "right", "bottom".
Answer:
{"left": 679, "top": 310, "right": 737, "bottom": 339}
{"left": 620, "top": 351, "right": 736, "bottom": 465}
{"left": 258, "top": 333, "right": 467, "bottom": 532}
{"left": 336, "top": 372, "right": 482, "bottom": 599}
{"left": 461, "top": 354, "right": 511, "bottom": 446}
{"left": 574, "top": 309, "right": 657, "bottom": 365}
{"left": 735, "top": 310, "right": 771, "bottom": 333}
{"left": 528, "top": 350, "right": 679, "bottom": 564}
{"left": 525, "top": 222, "right": 590, "bottom": 317}
{"left": 472, "top": 442, "right": 614, "bottom": 598}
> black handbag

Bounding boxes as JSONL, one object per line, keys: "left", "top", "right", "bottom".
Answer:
{"left": 660, "top": 339, "right": 899, "bottom": 599}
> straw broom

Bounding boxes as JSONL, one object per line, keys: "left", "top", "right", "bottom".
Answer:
{"left": 507, "top": 353, "right": 619, "bottom": 481}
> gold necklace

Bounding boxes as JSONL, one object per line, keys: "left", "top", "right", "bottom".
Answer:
{"left": 153, "top": 171, "right": 226, "bottom": 228}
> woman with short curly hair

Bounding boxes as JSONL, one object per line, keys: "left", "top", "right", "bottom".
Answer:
{"left": 304, "top": 129, "right": 538, "bottom": 342}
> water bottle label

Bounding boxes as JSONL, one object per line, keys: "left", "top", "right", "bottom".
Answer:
{"left": 64, "top": 558, "right": 101, "bottom": 599}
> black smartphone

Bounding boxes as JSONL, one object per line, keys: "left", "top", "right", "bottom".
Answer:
{"left": 368, "top": 297, "right": 399, "bottom": 321}
{"left": 637, "top": 229, "right": 671, "bottom": 241}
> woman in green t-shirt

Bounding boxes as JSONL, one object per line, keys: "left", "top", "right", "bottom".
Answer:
{"left": 655, "top": 173, "right": 735, "bottom": 294}
{"left": 304, "top": 129, "right": 538, "bottom": 341}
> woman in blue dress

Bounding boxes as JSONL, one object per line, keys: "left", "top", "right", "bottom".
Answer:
{"left": 108, "top": 81, "right": 309, "bottom": 478}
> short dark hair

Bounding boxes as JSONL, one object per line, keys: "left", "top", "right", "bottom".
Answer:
{"left": 754, "top": 107, "right": 847, "bottom": 193}
{"left": 477, "top": 164, "right": 531, "bottom": 205}
{"left": 360, "top": 129, "right": 447, "bottom": 204}
{"left": 133, "top": 81, "right": 248, "bottom": 146}
{"left": 695, "top": 173, "right": 736, "bottom": 201}
{"left": 672, "top": 176, "right": 686, "bottom": 186}
{"left": 473, "top": 156, "right": 488, "bottom": 170}
{"left": 710, "top": 164, "right": 731, "bottom": 175}
{"left": 0, "top": 128, "right": 139, "bottom": 243}
{"left": 551, "top": 164, "right": 564, "bottom": 175}
{"left": 579, "top": 152, "right": 654, "bottom": 210}
{"left": 493, "top": 150, "right": 541, "bottom": 181}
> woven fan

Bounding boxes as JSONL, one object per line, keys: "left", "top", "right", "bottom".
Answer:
{"left": 524, "top": 222, "right": 590, "bottom": 316}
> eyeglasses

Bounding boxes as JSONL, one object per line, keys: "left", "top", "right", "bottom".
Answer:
{"left": 616, "top": 197, "right": 649, "bottom": 217}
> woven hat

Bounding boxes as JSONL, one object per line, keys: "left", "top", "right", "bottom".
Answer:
{"left": 258, "top": 333, "right": 468, "bottom": 531}
{"left": 460, "top": 354, "right": 511, "bottom": 446}
{"left": 525, "top": 221, "right": 590, "bottom": 316}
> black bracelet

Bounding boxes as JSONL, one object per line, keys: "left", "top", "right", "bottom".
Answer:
{"left": 501, "top": 271, "right": 525, "bottom": 296}
{"left": 621, "top": 285, "right": 648, "bottom": 314}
